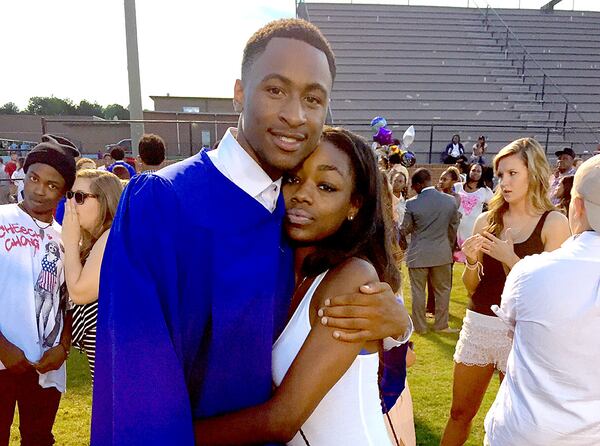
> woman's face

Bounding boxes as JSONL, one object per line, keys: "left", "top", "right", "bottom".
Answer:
{"left": 469, "top": 163, "right": 483, "bottom": 181}
{"left": 438, "top": 173, "right": 455, "bottom": 192}
{"left": 283, "top": 140, "right": 358, "bottom": 244}
{"left": 497, "top": 154, "right": 529, "bottom": 205}
{"left": 70, "top": 177, "right": 101, "bottom": 233}
{"left": 452, "top": 135, "right": 459, "bottom": 144}
{"left": 392, "top": 172, "right": 407, "bottom": 196}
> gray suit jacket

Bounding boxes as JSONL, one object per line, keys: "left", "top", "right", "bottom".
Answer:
{"left": 401, "top": 187, "right": 460, "bottom": 268}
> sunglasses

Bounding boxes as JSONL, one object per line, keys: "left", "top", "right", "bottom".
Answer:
{"left": 66, "top": 190, "right": 98, "bottom": 205}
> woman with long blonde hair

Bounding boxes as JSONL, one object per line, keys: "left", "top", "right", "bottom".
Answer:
{"left": 441, "top": 138, "right": 571, "bottom": 445}
{"left": 62, "top": 169, "right": 123, "bottom": 379}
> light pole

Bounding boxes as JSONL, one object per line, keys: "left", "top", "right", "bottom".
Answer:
{"left": 124, "top": 0, "right": 144, "bottom": 157}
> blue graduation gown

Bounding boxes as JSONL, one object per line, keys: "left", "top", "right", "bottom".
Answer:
{"left": 91, "top": 151, "right": 293, "bottom": 446}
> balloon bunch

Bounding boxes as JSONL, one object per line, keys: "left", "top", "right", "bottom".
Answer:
{"left": 370, "top": 116, "right": 416, "bottom": 168}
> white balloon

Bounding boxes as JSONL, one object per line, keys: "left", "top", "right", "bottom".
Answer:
{"left": 402, "top": 125, "right": 415, "bottom": 148}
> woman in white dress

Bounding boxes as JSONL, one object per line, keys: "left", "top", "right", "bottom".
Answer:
{"left": 195, "top": 127, "right": 407, "bottom": 445}
{"left": 454, "top": 163, "right": 494, "bottom": 262}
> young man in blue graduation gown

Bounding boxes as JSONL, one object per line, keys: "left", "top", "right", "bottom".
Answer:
{"left": 91, "top": 19, "right": 411, "bottom": 446}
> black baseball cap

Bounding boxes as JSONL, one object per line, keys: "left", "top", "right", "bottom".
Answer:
{"left": 555, "top": 147, "right": 576, "bottom": 158}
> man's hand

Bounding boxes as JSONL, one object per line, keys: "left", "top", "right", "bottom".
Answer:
{"left": 317, "top": 281, "right": 410, "bottom": 343}
{"left": 33, "top": 346, "right": 67, "bottom": 374}
{"left": 0, "top": 341, "right": 33, "bottom": 374}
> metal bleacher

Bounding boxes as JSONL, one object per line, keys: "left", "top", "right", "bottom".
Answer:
{"left": 298, "top": 2, "right": 600, "bottom": 162}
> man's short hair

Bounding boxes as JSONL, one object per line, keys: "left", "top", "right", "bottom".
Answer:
{"left": 574, "top": 155, "right": 600, "bottom": 232}
{"left": 138, "top": 134, "right": 166, "bottom": 166}
{"left": 241, "top": 18, "right": 336, "bottom": 82}
{"left": 110, "top": 147, "right": 125, "bottom": 161}
{"left": 411, "top": 168, "right": 431, "bottom": 186}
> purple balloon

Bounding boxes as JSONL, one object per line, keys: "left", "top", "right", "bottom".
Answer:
{"left": 374, "top": 127, "right": 393, "bottom": 146}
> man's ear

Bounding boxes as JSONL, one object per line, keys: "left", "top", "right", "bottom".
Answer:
{"left": 233, "top": 79, "right": 244, "bottom": 113}
{"left": 572, "top": 196, "right": 585, "bottom": 219}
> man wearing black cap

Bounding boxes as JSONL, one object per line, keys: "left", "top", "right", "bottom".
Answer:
{"left": 550, "top": 147, "right": 577, "bottom": 205}
{"left": 0, "top": 140, "right": 77, "bottom": 446}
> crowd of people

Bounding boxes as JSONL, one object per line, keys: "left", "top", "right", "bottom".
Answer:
{"left": 0, "top": 18, "right": 599, "bottom": 446}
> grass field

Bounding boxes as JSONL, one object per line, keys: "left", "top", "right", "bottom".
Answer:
{"left": 10, "top": 264, "right": 499, "bottom": 446}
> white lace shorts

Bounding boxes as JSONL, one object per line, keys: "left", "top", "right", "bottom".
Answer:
{"left": 453, "top": 309, "right": 512, "bottom": 373}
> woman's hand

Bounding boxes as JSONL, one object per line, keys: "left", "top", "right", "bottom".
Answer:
{"left": 480, "top": 229, "right": 519, "bottom": 269}
{"left": 461, "top": 233, "right": 483, "bottom": 264}
{"left": 62, "top": 198, "right": 81, "bottom": 250}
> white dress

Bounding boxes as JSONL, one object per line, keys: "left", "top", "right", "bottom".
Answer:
{"left": 272, "top": 271, "right": 393, "bottom": 446}
{"left": 454, "top": 183, "right": 494, "bottom": 245}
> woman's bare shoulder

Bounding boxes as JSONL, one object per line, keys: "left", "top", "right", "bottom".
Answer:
{"left": 314, "top": 258, "right": 379, "bottom": 305}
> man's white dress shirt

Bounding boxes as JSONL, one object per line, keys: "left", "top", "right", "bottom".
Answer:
{"left": 208, "top": 128, "right": 281, "bottom": 213}
{"left": 485, "top": 231, "right": 600, "bottom": 446}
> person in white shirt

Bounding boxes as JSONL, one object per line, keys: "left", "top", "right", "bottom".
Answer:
{"left": 198, "top": 127, "right": 408, "bottom": 445}
{"left": 389, "top": 165, "right": 409, "bottom": 226}
{"left": 442, "top": 134, "right": 465, "bottom": 164}
{"left": 10, "top": 157, "right": 26, "bottom": 202}
{"left": 484, "top": 154, "right": 600, "bottom": 446}
{"left": 0, "top": 141, "right": 78, "bottom": 446}
{"left": 97, "top": 152, "right": 113, "bottom": 172}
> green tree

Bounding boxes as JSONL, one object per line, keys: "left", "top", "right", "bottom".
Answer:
{"left": 0, "top": 102, "right": 20, "bottom": 114}
{"left": 76, "top": 99, "right": 104, "bottom": 117}
{"left": 25, "top": 96, "right": 76, "bottom": 115}
{"left": 103, "top": 103, "right": 130, "bottom": 120}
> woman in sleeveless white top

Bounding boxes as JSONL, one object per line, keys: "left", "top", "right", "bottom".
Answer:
{"left": 194, "top": 128, "right": 407, "bottom": 445}
{"left": 272, "top": 271, "right": 392, "bottom": 446}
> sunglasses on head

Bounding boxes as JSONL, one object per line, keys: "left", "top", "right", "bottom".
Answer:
{"left": 66, "top": 190, "right": 98, "bottom": 205}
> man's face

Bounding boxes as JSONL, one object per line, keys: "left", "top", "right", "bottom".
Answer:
{"left": 103, "top": 155, "right": 114, "bottom": 167}
{"left": 234, "top": 37, "right": 333, "bottom": 180}
{"left": 557, "top": 154, "right": 574, "bottom": 173}
{"left": 23, "top": 163, "right": 66, "bottom": 215}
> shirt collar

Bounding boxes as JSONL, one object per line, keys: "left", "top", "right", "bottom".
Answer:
{"left": 566, "top": 230, "right": 600, "bottom": 245}
{"left": 421, "top": 186, "right": 436, "bottom": 192}
{"left": 208, "top": 128, "right": 282, "bottom": 199}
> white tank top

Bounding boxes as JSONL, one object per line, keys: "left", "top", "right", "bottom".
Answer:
{"left": 272, "top": 271, "right": 393, "bottom": 446}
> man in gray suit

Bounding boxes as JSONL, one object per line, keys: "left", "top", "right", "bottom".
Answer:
{"left": 401, "top": 168, "right": 460, "bottom": 334}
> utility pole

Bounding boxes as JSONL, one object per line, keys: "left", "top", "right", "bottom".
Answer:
{"left": 124, "top": 0, "right": 144, "bottom": 157}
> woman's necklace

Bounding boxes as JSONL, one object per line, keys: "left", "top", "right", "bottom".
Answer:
{"left": 18, "top": 203, "right": 53, "bottom": 239}
{"left": 287, "top": 276, "right": 309, "bottom": 320}
{"left": 465, "top": 182, "right": 478, "bottom": 192}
